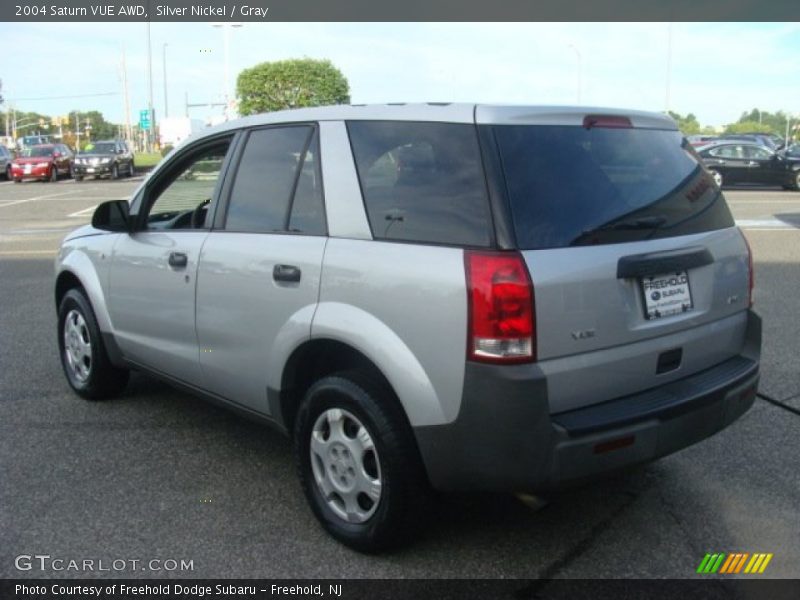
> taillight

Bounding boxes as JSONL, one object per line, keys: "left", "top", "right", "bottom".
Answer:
{"left": 742, "top": 233, "right": 754, "bottom": 307}
{"left": 464, "top": 250, "right": 535, "bottom": 364}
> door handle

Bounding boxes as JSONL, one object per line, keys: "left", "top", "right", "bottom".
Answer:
{"left": 168, "top": 252, "right": 188, "bottom": 268}
{"left": 273, "top": 264, "right": 301, "bottom": 283}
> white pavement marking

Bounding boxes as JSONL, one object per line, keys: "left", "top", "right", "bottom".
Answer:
{"left": 0, "top": 249, "right": 57, "bottom": 256}
{"left": 0, "top": 190, "right": 83, "bottom": 208}
{"left": 735, "top": 219, "right": 798, "bottom": 229}
{"left": 68, "top": 205, "right": 98, "bottom": 218}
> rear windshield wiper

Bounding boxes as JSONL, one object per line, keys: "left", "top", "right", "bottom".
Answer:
{"left": 571, "top": 215, "right": 667, "bottom": 245}
{"left": 592, "top": 215, "right": 668, "bottom": 232}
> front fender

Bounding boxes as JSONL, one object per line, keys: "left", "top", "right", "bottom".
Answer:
{"left": 57, "top": 238, "right": 116, "bottom": 333}
{"left": 309, "top": 302, "right": 447, "bottom": 427}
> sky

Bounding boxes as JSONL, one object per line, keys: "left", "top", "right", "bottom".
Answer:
{"left": 1, "top": 22, "right": 798, "bottom": 130}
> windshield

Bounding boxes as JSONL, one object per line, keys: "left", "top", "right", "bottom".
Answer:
{"left": 21, "top": 146, "right": 54, "bottom": 158}
{"left": 490, "top": 125, "right": 735, "bottom": 249}
{"left": 81, "top": 142, "right": 116, "bottom": 154}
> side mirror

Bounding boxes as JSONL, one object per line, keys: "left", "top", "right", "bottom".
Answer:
{"left": 92, "top": 199, "right": 131, "bottom": 232}
{"left": 53, "top": 151, "right": 61, "bottom": 158}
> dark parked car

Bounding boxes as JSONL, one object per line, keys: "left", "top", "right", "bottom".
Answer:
{"left": 10, "top": 144, "right": 74, "bottom": 183}
{"left": 73, "top": 140, "right": 135, "bottom": 181}
{"left": 719, "top": 133, "right": 783, "bottom": 151}
{"left": 697, "top": 141, "right": 800, "bottom": 190}
{"left": 0, "top": 145, "right": 13, "bottom": 179}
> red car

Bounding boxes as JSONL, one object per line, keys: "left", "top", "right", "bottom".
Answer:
{"left": 11, "top": 144, "right": 74, "bottom": 182}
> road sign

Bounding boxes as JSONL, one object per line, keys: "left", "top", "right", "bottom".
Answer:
{"left": 139, "top": 109, "right": 151, "bottom": 130}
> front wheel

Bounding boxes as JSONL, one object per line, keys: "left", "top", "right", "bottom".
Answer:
{"left": 4, "top": 165, "right": 10, "bottom": 180}
{"left": 792, "top": 171, "right": 800, "bottom": 191}
{"left": 709, "top": 169, "right": 723, "bottom": 187}
{"left": 294, "top": 371, "right": 429, "bottom": 552}
{"left": 58, "top": 288, "right": 129, "bottom": 399}
{"left": 111, "top": 163, "right": 119, "bottom": 179}
{"left": 49, "top": 166, "right": 58, "bottom": 182}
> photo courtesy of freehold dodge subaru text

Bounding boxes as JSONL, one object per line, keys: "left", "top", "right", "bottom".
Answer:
{"left": 55, "top": 103, "right": 760, "bottom": 551}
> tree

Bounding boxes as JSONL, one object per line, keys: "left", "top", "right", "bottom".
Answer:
{"left": 724, "top": 120, "right": 775, "bottom": 135}
{"left": 666, "top": 111, "right": 702, "bottom": 135}
{"left": 236, "top": 58, "right": 350, "bottom": 116}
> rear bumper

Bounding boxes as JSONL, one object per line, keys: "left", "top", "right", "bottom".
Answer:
{"left": 414, "top": 310, "right": 761, "bottom": 492}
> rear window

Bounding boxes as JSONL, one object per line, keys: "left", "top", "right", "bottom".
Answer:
{"left": 347, "top": 121, "right": 492, "bottom": 247}
{"left": 491, "top": 125, "right": 735, "bottom": 249}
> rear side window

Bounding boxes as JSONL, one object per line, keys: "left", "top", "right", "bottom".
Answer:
{"left": 225, "top": 126, "right": 321, "bottom": 234}
{"left": 490, "top": 125, "right": 735, "bottom": 249}
{"left": 347, "top": 121, "right": 491, "bottom": 247}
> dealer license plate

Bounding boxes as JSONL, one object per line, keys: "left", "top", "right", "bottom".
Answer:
{"left": 641, "top": 271, "right": 693, "bottom": 320}
{"left": 24, "top": 165, "right": 31, "bottom": 174}
{"left": 87, "top": 168, "right": 95, "bottom": 173}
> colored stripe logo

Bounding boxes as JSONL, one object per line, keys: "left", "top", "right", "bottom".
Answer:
{"left": 697, "top": 553, "right": 773, "bottom": 574}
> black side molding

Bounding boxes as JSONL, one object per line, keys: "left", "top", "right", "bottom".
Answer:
{"left": 617, "top": 246, "right": 713, "bottom": 279}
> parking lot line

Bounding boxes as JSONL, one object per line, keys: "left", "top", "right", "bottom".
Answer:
{"left": 0, "top": 190, "right": 83, "bottom": 208}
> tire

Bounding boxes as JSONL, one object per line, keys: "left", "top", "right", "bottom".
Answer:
{"left": 13, "top": 178, "right": 21, "bottom": 184}
{"left": 111, "top": 163, "right": 119, "bottom": 180}
{"left": 74, "top": 175, "right": 83, "bottom": 182}
{"left": 49, "top": 166, "right": 58, "bottom": 182}
{"left": 709, "top": 169, "right": 722, "bottom": 187}
{"left": 57, "top": 288, "right": 129, "bottom": 400}
{"left": 130, "top": 160, "right": 136, "bottom": 176}
{"left": 294, "top": 371, "right": 429, "bottom": 552}
{"left": 792, "top": 171, "right": 800, "bottom": 191}
{"left": 69, "top": 165, "right": 76, "bottom": 180}
{"left": 4, "top": 165, "right": 10, "bottom": 180}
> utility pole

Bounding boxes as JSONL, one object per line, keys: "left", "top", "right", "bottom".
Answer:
{"left": 121, "top": 45, "right": 133, "bottom": 144}
{"left": 212, "top": 23, "right": 242, "bottom": 120}
{"left": 665, "top": 23, "right": 673, "bottom": 112}
{"left": 75, "top": 112, "right": 81, "bottom": 149}
{"left": 162, "top": 43, "right": 169, "bottom": 118}
{"left": 146, "top": 22, "right": 155, "bottom": 150}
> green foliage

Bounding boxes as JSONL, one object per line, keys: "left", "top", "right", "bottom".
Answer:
{"left": 724, "top": 120, "right": 774, "bottom": 135}
{"left": 736, "top": 109, "right": 787, "bottom": 135}
{"left": 666, "top": 111, "right": 701, "bottom": 135}
{"left": 135, "top": 152, "right": 162, "bottom": 168}
{"left": 236, "top": 58, "right": 350, "bottom": 116}
{"left": 161, "top": 144, "right": 174, "bottom": 157}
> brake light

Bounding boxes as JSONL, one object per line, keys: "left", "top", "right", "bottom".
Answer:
{"left": 583, "top": 115, "right": 632, "bottom": 129}
{"left": 464, "top": 251, "right": 535, "bottom": 363}
{"left": 743, "top": 233, "right": 754, "bottom": 307}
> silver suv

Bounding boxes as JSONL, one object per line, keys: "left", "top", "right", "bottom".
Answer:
{"left": 55, "top": 104, "right": 760, "bottom": 551}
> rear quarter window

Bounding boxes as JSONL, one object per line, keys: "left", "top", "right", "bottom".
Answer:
{"left": 347, "top": 121, "right": 492, "bottom": 247}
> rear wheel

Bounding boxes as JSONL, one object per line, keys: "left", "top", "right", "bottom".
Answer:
{"left": 4, "top": 165, "right": 10, "bottom": 180}
{"left": 709, "top": 169, "right": 722, "bottom": 187}
{"left": 58, "top": 288, "right": 129, "bottom": 399}
{"left": 792, "top": 171, "right": 800, "bottom": 191}
{"left": 294, "top": 371, "right": 429, "bottom": 552}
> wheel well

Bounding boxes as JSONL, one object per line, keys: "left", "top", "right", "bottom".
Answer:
{"left": 55, "top": 271, "right": 84, "bottom": 309}
{"left": 279, "top": 339, "right": 406, "bottom": 436}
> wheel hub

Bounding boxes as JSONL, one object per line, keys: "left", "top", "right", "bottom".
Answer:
{"left": 63, "top": 309, "right": 92, "bottom": 383}
{"left": 310, "top": 407, "right": 382, "bottom": 523}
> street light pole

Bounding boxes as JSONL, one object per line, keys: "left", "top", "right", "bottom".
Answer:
{"left": 162, "top": 43, "right": 169, "bottom": 118}
{"left": 146, "top": 22, "right": 155, "bottom": 151}
{"left": 568, "top": 44, "right": 582, "bottom": 104}
{"left": 665, "top": 23, "right": 673, "bottom": 112}
{"left": 212, "top": 23, "right": 242, "bottom": 120}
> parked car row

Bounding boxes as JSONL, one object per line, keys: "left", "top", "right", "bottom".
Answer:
{"left": 695, "top": 139, "right": 800, "bottom": 190}
{"left": 5, "top": 140, "right": 135, "bottom": 183}
{"left": 689, "top": 132, "right": 786, "bottom": 151}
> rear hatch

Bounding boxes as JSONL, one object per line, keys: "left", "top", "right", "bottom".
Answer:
{"left": 481, "top": 109, "right": 751, "bottom": 412}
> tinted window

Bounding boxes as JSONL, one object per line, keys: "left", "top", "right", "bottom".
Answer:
{"left": 288, "top": 130, "right": 326, "bottom": 235}
{"left": 744, "top": 146, "right": 772, "bottom": 160}
{"left": 347, "top": 121, "right": 491, "bottom": 247}
{"left": 709, "top": 145, "right": 744, "bottom": 159}
{"left": 146, "top": 141, "right": 231, "bottom": 230}
{"left": 491, "top": 125, "right": 734, "bottom": 249}
{"left": 225, "top": 127, "right": 312, "bottom": 233}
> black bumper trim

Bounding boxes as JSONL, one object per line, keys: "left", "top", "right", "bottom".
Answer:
{"left": 551, "top": 356, "right": 758, "bottom": 436}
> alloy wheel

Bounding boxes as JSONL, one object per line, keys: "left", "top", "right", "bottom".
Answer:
{"left": 63, "top": 309, "right": 92, "bottom": 383}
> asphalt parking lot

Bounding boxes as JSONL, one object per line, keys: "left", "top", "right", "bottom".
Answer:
{"left": 0, "top": 178, "right": 798, "bottom": 580}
